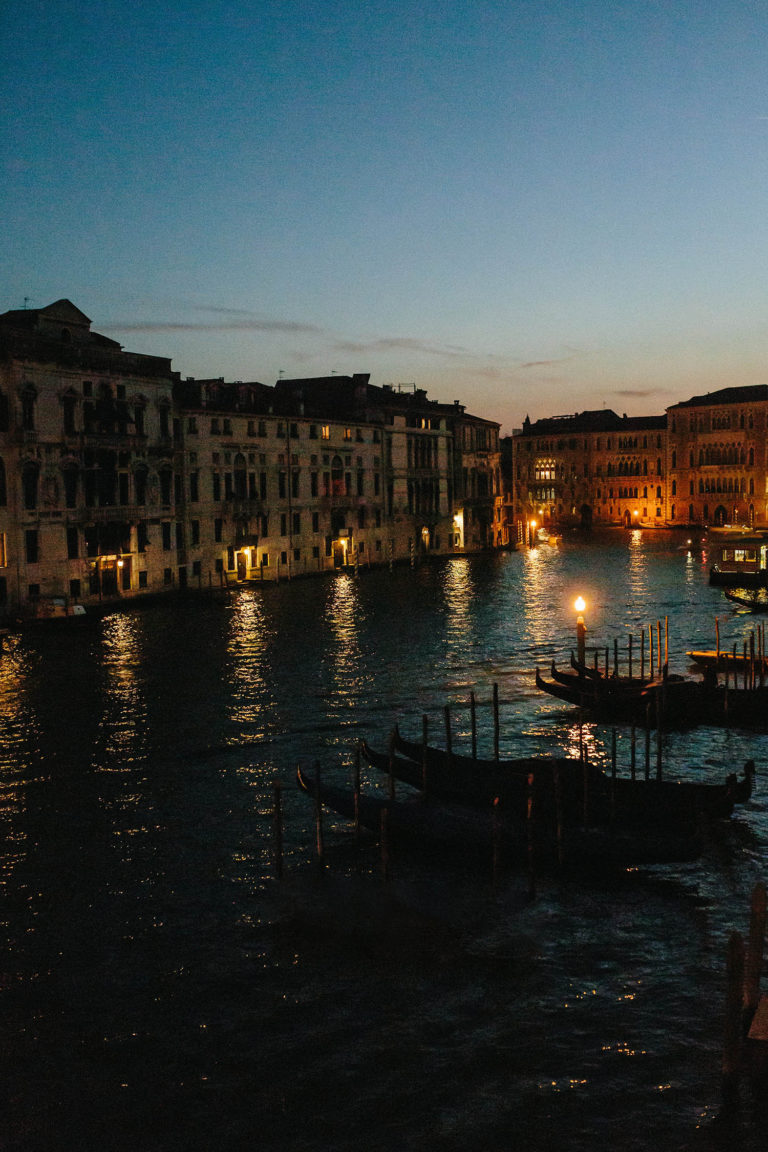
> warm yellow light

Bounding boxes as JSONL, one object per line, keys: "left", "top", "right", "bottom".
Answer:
{"left": 530, "top": 520, "right": 537, "bottom": 530}
{"left": 574, "top": 596, "right": 586, "bottom": 613}
{"left": 633, "top": 509, "right": 639, "bottom": 517}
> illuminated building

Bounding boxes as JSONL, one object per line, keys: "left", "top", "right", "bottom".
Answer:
{"left": 508, "top": 409, "right": 667, "bottom": 532}
{"left": 666, "top": 387, "right": 768, "bottom": 528}
{"left": 0, "top": 301, "right": 502, "bottom": 615}
{"left": 0, "top": 299, "right": 181, "bottom": 617}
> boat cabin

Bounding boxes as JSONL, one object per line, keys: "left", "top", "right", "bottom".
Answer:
{"left": 708, "top": 531, "right": 768, "bottom": 587}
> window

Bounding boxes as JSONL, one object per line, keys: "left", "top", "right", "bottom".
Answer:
{"left": 191, "top": 520, "right": 200, "bottom": 545}
{"left": 25, "top": 529, "right": 39, "bottom": 563}
{"left": 0, "top": 533, "right": 6, "bottom": 567}
{"left": 292, "top": 511, "right": 300, "bottom": 534}
{"left": 62, "top": 393, "right": 77, "bottom": 434}
{"left": 22, "top": 387, "right": 36, "bottom": 431}
{"left": 321, "top": 425, "right": 330, "bottom": 440}
{"left": 139, "top": 570, "right": 148, "bottom": 588}
{"left": 66, "top": 526, "right": 79, "bottom": 559}
{"left": 190, "top": 471, "right": 199, "bottom": 502}
{"left": 162, "top": 522, "right": 172, "bottom": 550}
{"left": 135, "top": 466, "right": 148, "bottom": 505}
{"left": 22, "top": 463, "right": 39, "bottom": 510}
{"left": 214, "top": 518, "right": 223, "bottom": 542}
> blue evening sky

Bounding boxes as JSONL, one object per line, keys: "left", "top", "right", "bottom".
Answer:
{"left": 3, "top": 0, "right": 768, "bottom": 433}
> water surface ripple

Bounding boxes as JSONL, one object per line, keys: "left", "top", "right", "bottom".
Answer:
{"left": 1, "top": 529, "right": 767, "bottom": 1151}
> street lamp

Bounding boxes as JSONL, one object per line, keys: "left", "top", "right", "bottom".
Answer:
{"left": 575, "top": 596, "right": 586, "bottom": 666}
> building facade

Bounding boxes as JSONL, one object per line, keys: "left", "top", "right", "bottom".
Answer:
{"left": 507, "top": 386, "right": 768, "bottom": 535}
{"left": 666, "top": 387, "right": 768, "bottom": 528}
{"left": 510, "top": 409, "right": 667, "bottom": 532}
{"left": 0, "top": 301, "right": 502, "bottom": 618}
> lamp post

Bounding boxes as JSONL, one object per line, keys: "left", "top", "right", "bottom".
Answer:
{"left": 575, "top": 596, "right": 586, "bottom": 666}
{"left": 529, "top": 519, "right": 537, "bottom": 548}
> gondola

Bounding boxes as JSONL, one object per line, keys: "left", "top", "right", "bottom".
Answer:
{"left": 363, "top": 738, "right": 601, "bottom": 813}
{"left": 364, "top": 737, "right": 755, "bottom": 824}
{"left": 723, "top": 587, "right": 768, "bottom": 612}
{"left": 535, "top": 663, "right": 709, "bottom": 726}
{"left": 296, "top": 762, "right": 705, "bottom": 866}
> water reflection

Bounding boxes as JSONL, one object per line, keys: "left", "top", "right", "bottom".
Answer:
{"left": 98, "top": 613, "right": 147, "bottom": 767}
{"left": 627, "top": 530, "right": 648, "bottom": 610}
{"left": 441, "top": 560, "right": 478, "bottom": 675}
{"left": 225, "top": 591, "right": 277, "bottom": 741}
{"left": 321, "top": 573, "right": 367, "bottom": 715}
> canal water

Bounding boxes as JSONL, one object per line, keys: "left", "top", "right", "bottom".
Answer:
{"left": 2, "top": 528, "right": 767, "bottom": 1151}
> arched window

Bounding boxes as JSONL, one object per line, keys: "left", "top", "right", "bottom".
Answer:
{"left": 233, "top": 452, "right": 247, "bottom": 499}
{"left": 0, "top": 457, "right": 6, "bottom": 505}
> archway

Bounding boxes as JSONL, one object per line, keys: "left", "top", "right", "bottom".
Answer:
{"left": 713, "top": 505, "right": 728, "bottom": 526}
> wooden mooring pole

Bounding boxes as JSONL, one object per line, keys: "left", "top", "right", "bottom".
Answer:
{"left": 313, "top": 762, "right": 325, "bottom": 870}
{"left": 353, "top": 745, "right": 361, "bottom": 839}
{"left": 492, "top": 683, "right": 500, "bottom": 762}
{"left": 526, "top": 773, "right": 536, "bottom": 900}
{"left": 470, "top": 691, "right": 477, "bottom": 762}
{"left": 272, "top": 780, "right": 283, "bottom": 880}
{"left": 744, "top": 881, "right": 767, "bottom": 1022}
{"left": 722, "top": 930, "right": 745, "bottom": 1108}
{"left": 421, "top": 713, "right": 429, "bottom": 797}
{"left": 380, "top": 808, "right": 390, "bottom": 881}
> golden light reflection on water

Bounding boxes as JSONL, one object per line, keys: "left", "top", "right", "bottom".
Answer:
{"left": 226, "top": 591, "right": 276, "bottom": 735}
{"left": 627, "top": 530, "right": 648, "bottom": 605}
{"left": 0, "top": 635, "right": 42, "bottom": 891}
{"left": 322, "top": 573, "right": 365, "bottom": 707}
{"left": 443, "top": 559, "right": 474, "bottom": 644}
{"left": 98, "top": 613, "right": 147, "bottom": 765}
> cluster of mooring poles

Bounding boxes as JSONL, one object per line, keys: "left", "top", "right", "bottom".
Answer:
{"left": 577, "top": 616, "right": 670, "bottom": 682}
{"left": 276, "top": 681, "right": 694, "bottom": 899}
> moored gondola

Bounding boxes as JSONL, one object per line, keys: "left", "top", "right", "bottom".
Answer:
{"left": 364, "top": 736, "right": 755, "bottom": 825}
{"left": 296, "top": 761, "right": 706, "bottom": 867}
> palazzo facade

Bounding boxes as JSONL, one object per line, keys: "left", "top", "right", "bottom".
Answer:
{"left": 0, "top": 300, "right": 501, "bottom": 619}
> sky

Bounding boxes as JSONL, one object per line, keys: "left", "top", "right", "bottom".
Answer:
{"left": 3, "top": 0, "right": 768, "bottom": 435}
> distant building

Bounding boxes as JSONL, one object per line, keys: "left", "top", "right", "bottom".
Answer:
{"left": 508, "top": 409, "right": 667, "bottom": 532}
{"left": 0, "top": 301, "right": 501, "bottom": 618}
{"left": 0, "top": 299, "right": 180, "bottom": 616}
{"left": 666, "top": 386, "right": 768, "bottom": 527}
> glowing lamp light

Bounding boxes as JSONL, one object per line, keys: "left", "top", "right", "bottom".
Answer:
{"left": 574, "top": 597, "right": 587, "bottom": 664}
